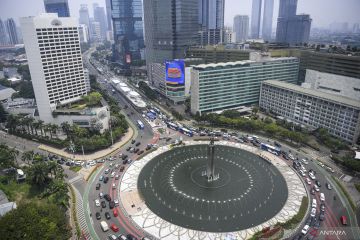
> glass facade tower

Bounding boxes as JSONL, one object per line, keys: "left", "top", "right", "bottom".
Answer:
{"left": 250, "top": 0, "right": 262, "bottom": 39}
{"left": 111, "top": 0, "right": 144, "bottom": 66}
{"left": 43, "top": 0, "right": 70, "bottom": 17}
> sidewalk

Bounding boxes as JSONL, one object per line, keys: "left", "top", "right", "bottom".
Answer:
{"left": 38, "top": 127, "right": 134, "bottom": 161}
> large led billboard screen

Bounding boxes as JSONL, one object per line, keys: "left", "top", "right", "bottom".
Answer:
{"left": 165, "top": 60, "right": 185, "bottom": 85}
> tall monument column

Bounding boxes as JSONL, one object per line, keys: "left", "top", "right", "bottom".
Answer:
{"left": 206, "top": 137, "right": 217, "bottom": 181}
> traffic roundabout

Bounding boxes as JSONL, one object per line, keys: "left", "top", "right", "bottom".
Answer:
{"left": 118, "top": 141, "right": 308, "bottom": 239}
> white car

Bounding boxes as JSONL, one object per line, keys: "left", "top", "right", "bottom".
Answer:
{"left": 111, "top": 172, "right": 116, "bottom": 178}
{"left": 310, "top": 207, "right": 316, "bottom": 217}
{"left": 89, "top": 161, "right": 96, "bottom": 166}
{"left": 114, "top": 199, "right": 119, "bottom": 206}
{"left": 115, "top": 174, "right": 119, "bottom": 180}
{"left": 306, "top": 178, "right": 311, "bottom": 185}
{"left": 320, "top": 192, "right": 325, "bottom": 201}
{"left": 299, "top": 170, "right": 306, "bottom": 177}
{"left": 309, "top": 172, "right": 316, "bottom": 180}
{"left": 301, "top": 159, "right": 309, "bottom": 165}
{"left": 314, "top": 185, "right": 320, "bottom": 192}
{"left": 112, "top": 183, "right": 116, "bottom": 189}
{"left": 301, "top": 225, "right": 310, "bottom": 235}
{"left": 99, "top": 192, "right": 104, "bottom": 199}
{"left": 288, "top": 153, "right": 295, "bottom": 160}
{"left": 95, "top": 199, "right": 100, "bottom": 207}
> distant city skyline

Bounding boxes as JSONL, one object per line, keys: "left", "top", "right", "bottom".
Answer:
{"left": 0, "top": 0, "right": 359, "bottom": 29}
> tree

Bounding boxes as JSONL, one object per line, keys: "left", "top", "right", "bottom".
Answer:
{"left": 61, "top": 122, "right": 71, "bottom": 138}
{"left": 0, "top": 144, "right": 18, "bottom": 168}
{"left": 38, "top": 120, "right": 44, "bottom": 136}
{"left": 0, "top": 104, "right": 7, "bottom": 122}
{"left": 82, "top": 91, "right": 102, "bottom": 106}
{"left": 21, "top": 150, "right": 34, "bottom": 165}
{"left": 28, "top": 162, "right": 50, "bottom": 186}
{"left": 0, "top": 202, "right": 71, "bottom": 240}
{"left": 252, "top": 106, "right": 259, "bottom": 116}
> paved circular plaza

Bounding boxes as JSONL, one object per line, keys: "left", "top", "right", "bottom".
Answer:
{"left": 119, "top": 141, "right": 307, "bottom": 240}
{"left": 137, "top": 144, "right": 288, "bottom": 232}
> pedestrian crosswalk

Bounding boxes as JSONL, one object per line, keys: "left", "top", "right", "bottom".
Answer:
{"left": 68, "top": 175, "right": 82, "bottom": 184}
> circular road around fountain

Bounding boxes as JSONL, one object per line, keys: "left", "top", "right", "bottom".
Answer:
{"left": 137, "top": 144, "right": 288, "bottom": 232}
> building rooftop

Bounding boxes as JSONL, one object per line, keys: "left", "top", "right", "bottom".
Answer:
{"left": 263, "top": 80, "right": 360, "bottom": 109}
{"left": 194, "top": 57, "right": 298, "bottom": 70}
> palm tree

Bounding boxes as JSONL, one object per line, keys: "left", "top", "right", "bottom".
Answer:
{"left": 5, "top": 114, "right": 18, "bottom": 133}
{"left": 32, "top": 120, "right": 40, "bottom": 136}
{"left": 47, "top": 161, "right": 58, "bottom": 178}
{"left": 28, "top": 162, "right": 49, "bottom": 186}
{"left": 38, "top": 120, "right": 44, "bottom": 136}
{"left": 21, "top": 150, "right": 34, "bottom": 165}
{"left": 61, "top": 122, "right": 71, "bottom": 139}
{"left": 0, "top": 144, "right": 19, "bottom": 168}
{"left": 50, "top": 124, "right": 58, "bottom": 138}
{"left": 22, "top": 116, "right": 32, "bottom": 134}
{"left": 44, "top": 123, "right": 52, "bottom": 138}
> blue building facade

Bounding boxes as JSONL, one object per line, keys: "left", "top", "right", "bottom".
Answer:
{"left": 44, "top": 0, "right": 70, "bottom": 17}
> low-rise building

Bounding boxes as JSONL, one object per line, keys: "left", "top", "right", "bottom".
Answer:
{"left": 259, "top": 80, "right": 360, "bottom": 143}
{"left": 190, "top": 53, "right": 299, "bottom": 115}
{"left": 0, "top": 84, "right": 16, "bottom": 101}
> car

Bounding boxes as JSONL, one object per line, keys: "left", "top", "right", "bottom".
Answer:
{"left": 95, "top": 199, "right": 100, "bottom": 207}
{"left": 97, "top": 159, "right": 105, "bottom": 163}
{"left": 75, "top": 161, "right": 82, "bottom": 166}
{"left": 96, "top": 212, "right": 101, "bottom": 220}
{"left": 110, "top": 223, "right": 119, "bottom": 232}
{"left": 115, "top": 174, "right": 119, "bottom": 180}
{"left": 104, "top": 169, "right": 110, "bottom": 174}
{"left": 138, "top": 150, "right": 144, "bottom": 155}
{"left": 301, "top": 225, "right": 310, "bottom": 235}
{"left": 126, "top": 234, "right": 137, "bottom": 240}
{"left": 274, "top": 141, "right": 282, "bottom": 148}
{"left": 309, "top": 172, "right": 316, "bottom": 180}
{"left": 319, "top": 212, "right": 325, "bottom": 221}
{"left": 113, "top": 208, "right": 118, "bottom": 217}
{"left": 114, "top": 199, "right": 119, "bottom": 206}
{"left": 326, "top": 183, "right": 332, "bottom": 190}
{"left": 99, "top": 192, "right": 104, "bottom": 199}
{"left": 99, "top": 175, "right": 104, "bottom": 181}
{"left": 100, "top": 221, "right": 109, "bottom": 232}
{"left": 109, "top": 201, "right": 115, "bottom": 209}
{"left": 135, "top": 142, "right": 141, "bottom": 146}
{"left": 126, "top": 146, "right": 131, "bottom": 151}
{"left": 123, "top": 160, "right": 128, "bottom": 164}
{"left": 111, "top": 172, "right": 116, "bottom": 178}
{"left": 105, "top": 212, "right": 111, "bottom": 220}
{"left": 312, "top": 199, "right": 317, "bottom": 208}
{"left": 310, "top": 188, "right": 315, "bottom": 195}
{"left": 314, "top": 221, "right": 321, "bottom": 229}
{"left": 320, "top": 192, "right": 325, "bottom": 201}
{"left": 310, "top": 216, "right": 317, "bottom": 227}
{"left": 310, "top": 207, "right": 316, "bottom": 217}
{"left": 109, "top": 163, "right": 114, "bottom": 167}
{"left": 115, "top": 164, "right": 119, "bottom": 169}
{"left": 306, "top": 178, "right": 311, "bottom": 185}
{"left": 120, "top": 166, "right": 125, "bottom": 172}
{"left": 122, "top": 155, "right": 128, "bottom": 160}
{"left": 299, "top": 170, "right": 306, "bottom": 177}
{"left": 145, "top": 146, "right": 151, "bottom": 151}
{"left": 117, "top": 235, "right": 127, "bottom": 240}
{"left": 301, "top": 159, "right": 309, "bottom": 165}
{"left": 112, "top": 183, "right": 116, "bottom": 189}
{"left": 130, "top": 148, "right": 135, "bottom": 153}
{"left": 96, "top": 183, "right": 101, "bottom": 190}
{"left": 314, "top": 185, "right": 320, "bottom": 192}
{"left": 340, "top": 216, "right": 347, "bottom": 225}
{"left": 315, "top": 180, "right": 321, "bottom": 187}
{"left": 104, "top": 177, "right": 109, "bottom": 183}
{"left": 134, "top": 148, "right": 139, "bottom": 153}
{"left": 104, "top": 194, "right": 111, "bottom": 202}
{"left": 320, "top": 203, "right": 325, "bottom": 212}
{"left": 131, "top": 140, "right": 136, "bottom": 144}
{"left": 127, "top": 160, "right": 132, "bottom": 164}
{"left": 101, "top": 201, "right": 106, "bottom": 208}
{"left": 89, "top": 160, "right": 96, "bottom": 166}
{"left": 108, "top": 235, "right": 117, "bottom": 240}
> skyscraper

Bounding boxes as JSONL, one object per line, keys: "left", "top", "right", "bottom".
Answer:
{"left": 105, "top": 0, "right": 112, "bottom": 31}
{"left": 276, "top": 0, "right": 311, "bottom": 44}
{"left": 0, "top": 18, "right": 8, "bottom": 46}
{"left": 233, "top": 15, "right": 249, "bottom": 43}
{"left": 79, "top": 5, "right": 90, "bottom": 29}
{"left": 93, "top": 3, "right": 107, "bottom": 40}
{"left": 43, "top": 0, "right": 70, "bottom": 17}
{"left": 5, "top": 18, "right": 19, "bottom": 45}
{"left": 111, "top": 0, "right": 144, "bottom": 66}
{"left": 198, "top": 0, "right": 225, "bottom": 45}
{"left": 144, "top": 0, "right": 199, "bottom": 65}
{"left": 20, "top": 13, "right": 87, "bottom": 123}
{"left": 262, "top": 0, "right": 274, "bottom": 41}
{"left": 250, "top": 0, "right": 262, "bottom": 39}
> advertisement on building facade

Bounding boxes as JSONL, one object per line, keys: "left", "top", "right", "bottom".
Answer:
{"left": 165, "top": 60, "right": 185, "bottom": 85}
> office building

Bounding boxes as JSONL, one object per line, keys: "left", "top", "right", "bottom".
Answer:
{"left": 186, "top": 46, "right": 250, "bottom": 63}
{"left": 262, "top": 0, "right": 274, "bottom": 41}
{"left": 276, "top": 0, "right": 312, "bottom": 44}
{"left": 250, "top": 0, "right": 262, "bottom": 39}
{"left": 90, "top": 20, "right": 101, "bottom": 42}
{"left": 233, "top": 15, "right": 249, "bottom": 43}
{"left": 190, "top": 53, "right": 299, "bottom": 115}
{"left": 111, "top": 0, "right": 144, "bottom": 66}
{"left": 43, "top": 0, "right": 70, "bottom": 17}
{"left": 198, "top": 0, "right": 225, "bottom": 45}
{"left": 78, "top": 24, "right": 89, "bottom": 43}
{"left": 0, "top": 18, "right": 8, "bottom": 46}
{"left": 79, "top": 5, "right": 90, "bottom": 30}
{"left": 20, "top": 13, "right": 109, "bottom": 130}
{"left": 259, "top": 80, "right": 360, "bottom": 143}
{"left": 144, "top": 0, "right": 199, "bottom": 67}
{"left": 303, "top": 69, "right": 360, "bottom": 101}
{"left": 5, "top": 18, "right": 19, "bottom": 45}
{"left": 224, "top": 27, "right": 236, "bottom": 43}
{"left": 105, "top": 0, "right": 112, "bottom": 31}
{"left": 93, "top": 3, "right": 107, "bottom": 39}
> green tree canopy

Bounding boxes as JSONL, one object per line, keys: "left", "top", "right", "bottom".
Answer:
{"left": 82, "top": 91, "right": 102, "bottom": 106}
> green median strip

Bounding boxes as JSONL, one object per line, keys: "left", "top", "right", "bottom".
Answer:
{"left": 332, "top": 176, "right": 357, "bottom": 211}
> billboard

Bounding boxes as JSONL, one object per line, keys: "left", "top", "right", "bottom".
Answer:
{"left": 165, "top": 60, "right": 185, "bottom": 85}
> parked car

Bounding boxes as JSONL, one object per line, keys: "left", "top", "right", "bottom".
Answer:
{"left": 320, "top": 203, "right": 325, "bottom": 212}
{"left": 115, "top": 174, "right": 119, "bottom": 180}
{"left": 96, "top": 212, "right": 101, "bottom": 220}
{"left": 104, "top": 169, "right": 110, "bottom": 174}
{"left": 138, "top": 150, "right": 144, "bottom": 155}
{"left": 95, "top": 199, "right": 100, "bottom": 207}
{"left": 114, "top": 199, "right": 119, "bottom": 206}
{"left": 326, "top": 183, "right": 332, "bottom": 190}
{"left": 104, "top": 194, "right": 111, "bottom": 202}
{"left": 310, "top": 207, "right": 316, "bottom": 217}
{"left": 96, "top": 183, "right": 101, "bottom": 190}
{"left": 108, "top": 235, "right": 117, "bottom": 240}
{"left": 120, "top": 166, "right": 125, "bottom": 172}
{"left": 319, "top": 212, "right": 325, "bottom": 221}
{"left": 301, "top": 225, "right": 310, "bottom": 235}
{"left": 315, "top": 180, "right": 321, "bottom": 187}
{"left": 104, "top": 177, "right": 109, "bottom": 183}
{"left": 99, "top": 175, "right": 104, "bottom": 181}
{"left": 306, "top": 178, "right": 311, "bottom": 185}
{"left": 99, "top": 192, "right": 104, "bottom": 199}
{"left": 110, "top": 223, "right": 119, "bottom": 232}
{"left": 340, "top": 216, "right": 347, "bottom": 225}
{"left": 100, "top": 221, "right": 109, "bottom": 232}
{"left": 101, "top": 201, "right": 106, "bottom": 208}
{"left": 126, "top": 234, "right": 137, "bottom": 240}
{"left": 135, "top": 142, "right": 141, "bottom": 146}
{"left": 131, "top": 140, "right": 136, "bottom": 144}
{"left": 113, "top": 209, "right": 118, "bottom": 217}
{"left": 109, "top": 201, "right": 115, "bottom": 209}
{"left": 105, "top": 212, "right": 111, "bottom": 220}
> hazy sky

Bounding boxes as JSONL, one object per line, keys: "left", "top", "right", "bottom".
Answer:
{"left": 0, "top": 0, "right": 359, "bottom": 29}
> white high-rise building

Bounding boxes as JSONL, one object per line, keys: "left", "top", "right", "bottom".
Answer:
{"left": 233, "top": 15, "right": 249, "bottom": 43}
{"left": 20, "top": 13, "right": 87, "bottom": 123}
{"left": 78, "top": 24, "right": 89, "bottom": 43}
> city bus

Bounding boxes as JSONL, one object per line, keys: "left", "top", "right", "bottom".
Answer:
{"left": 166, "top": 122, "right": 178, "bottom": 131}
{"left": 260, "top": 143, "right": 281, "bottom": 155}
{"left": 137, "top": 120, "right": 144, "bottom": 130}
{"left": 179, "top": 127, "right": 193, "bottom": 137}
